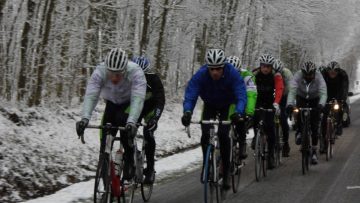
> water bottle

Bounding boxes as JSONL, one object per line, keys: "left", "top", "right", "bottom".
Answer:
{"left": 114, "top": 149, "right": 123, "bottom": 176}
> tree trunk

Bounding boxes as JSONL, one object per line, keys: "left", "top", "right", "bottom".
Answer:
{"left": 155, "top": 0, "right": 169, "bottom": 79}
{"left": 139, "top": 0, "right": 150, "bottom": 55}
{"left": 18, "top": 0, "right": 36, "bottom": 101}
{"left": 28, "top": 0, "right": 55, "bottom": 106}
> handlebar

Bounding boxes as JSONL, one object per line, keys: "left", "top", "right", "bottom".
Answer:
{"left": 185, "top": 120, "right": 233, "bottom": 138}
{"left": 79, "top": 123, "right": 145, "bottom": 144}
{"left": 255, "top": 108, "right": 275, "bottom": 112}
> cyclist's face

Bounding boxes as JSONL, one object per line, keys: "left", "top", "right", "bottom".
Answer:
{"left": 108, "top": 71, "right": 124, "bottom": 84}
{"left": 328, "top": 70, "right": 338, "bottom": 78}
{"left": 303, "top": 73, "right": 315, "bottom": 82}
{"left": 208, "top": 66, "right": 224, "bottom": 80}
{"left": 260, "top": 64, "right": 272, "bottom": 75}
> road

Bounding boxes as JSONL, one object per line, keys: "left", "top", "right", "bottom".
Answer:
{"left": 146, "top": 100, "right": 360, "bottom": 203}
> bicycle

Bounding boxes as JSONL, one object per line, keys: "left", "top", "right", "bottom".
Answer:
{"left": 321, "top": 99, "right": 340, "bottom": 161}
{"left": 253, "top": 108, "right": 274, "bottom": 181}
{"left": 81, "top": 123, "right": 153, "bottom": 203}
{"left": 293, "top": 107, "right": 313, "bottom": 175}
{"left": 274, "top": 114, "right": 283, "bottom": 167}
{"left": 186, "top": 120, "right": 232, "bottom": 203}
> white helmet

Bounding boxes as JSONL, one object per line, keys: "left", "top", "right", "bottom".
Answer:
{"left": 301, "top": 61, "right": 316, "bottom": 75}
{"left": 226, "top": 56, "right": 241, "bottom": 71}
{"left": 327, "top": 61, "right": 340, "bottom": 71}
{"left": 105, "top": 48, "right": 128, "bottom": 72}
{"left": 273, "top": 59, "right": 283, "bottom": 73}
{"left": 205, "top": 49, "right": 226, "bottom": 67}
{"left": 259, "top": 54, "right": 275, "bottom": 66}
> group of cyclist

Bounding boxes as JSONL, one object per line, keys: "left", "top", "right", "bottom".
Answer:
{"left": 181, "top": 49, "right": 349, "bottom": 190}
{"left": 75, "top": 47, "right": 349, "bottom": 193}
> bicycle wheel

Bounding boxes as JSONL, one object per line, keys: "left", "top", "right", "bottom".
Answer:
{"left": 94, "top": 153, "right": 111, "bottom": 203}
{"left": 274, "top": 123, "right": 281, "bottom": 167}
{"left": 231, "top": 141, "right": 241, "bottom": 193}
{"left": 141, "top": 176, "right": 154, "bottom": 202}
{"left": 204, "top": 145, "right": 213, "bottom": 203}
{"left": 254, "top": 131, "right": 262, "bottom": 181}
{"left": 262, "top": 133, "right": 267, "bottom": 177}
{"left": 301, "top": 124, "right": 310, "bottom": 175}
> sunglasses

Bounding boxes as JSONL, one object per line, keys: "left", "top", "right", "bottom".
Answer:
{"left": 209, "top": 67, "right": 223, "bottom": 72}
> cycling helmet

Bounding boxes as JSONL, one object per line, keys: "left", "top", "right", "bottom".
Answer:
{"left": 273, "top": 59, "right": 283, "bottom": 73}
{"left": 327, "top": 61, "right": 340, "bottom": 71}
{"left": 132, "top": 56, "right": 151, "bottom": 73}
{"left": 105, "top": 48, "right": 128, "bottom": 72}
{"left": 205, "top": 49, "right": 226, "bottom": 67}
{"left": 259, "top": 54, "right": 275, "bottom": 66}
{"left": 301, "top": 61, "right": 316, "bottom": 75}
{"left": 226, "top": 56, "right": 241, "bottom": 71}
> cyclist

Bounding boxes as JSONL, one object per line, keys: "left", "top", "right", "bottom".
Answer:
{"left": 226, "top": 55, "right": 257, "bottom": 159}
{"left": 286, "top": 61, "right": 327, "bottom": 164}
{"left": 76, "top": 48, "right": 147, "bottom": 180}
{"left": 321, "top": 61, "right": 349, "bottom": 137}
{"left": 273, "top": 59, "right": 293, "bottom": 157}
{"left": 318, "top": 65, "right": 327, "bottom": 73}
{"left": 251, "top": 54, "right": 284, "bottom": 169}
{"left": 181, "top": 49, "right": 247, "bottom": 190}
{"left": 132, "top": 56, "right": 165, "bottom": 184}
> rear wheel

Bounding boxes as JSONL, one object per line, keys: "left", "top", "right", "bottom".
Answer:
{"left": 141, "top": 177, "right": 154, "bottom": 202}
{"left": 262, "top": 133, "right": 268, "bottom": 177}
{"left": 274, "top": 123, "right": 282, "bottom": 167}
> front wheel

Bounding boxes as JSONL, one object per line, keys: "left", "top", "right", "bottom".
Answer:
{"left": 141, "top": 176, "right": 154, "bottom": 202}
{"left": 94, "top": 153, "right": 111, "bottom": 203}
{"left": 231, "top": 141, "right": 241, "bottom": 193}
{"left": 254, "top": 132, "right": 263, "bottom": 181}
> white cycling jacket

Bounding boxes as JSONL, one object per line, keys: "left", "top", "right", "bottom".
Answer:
{"left": 82, "top": 61, "right": 147, "bottom": 123}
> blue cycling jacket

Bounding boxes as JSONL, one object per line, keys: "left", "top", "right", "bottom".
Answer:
{"left": 183, "top": 63, "right": 247, "bottom": 115}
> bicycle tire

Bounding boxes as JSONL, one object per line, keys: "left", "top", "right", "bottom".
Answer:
{"left": 231, "top": 141, "right": 241, "bottom": 193}
{"left": 262, "top": 134, "right": 267, "bottom": 178}
{"left": 141, "top": 176, "right": 154, "bottom": 202}
{"left": 204, "top": 145, "right": 212, "bottom": 203}
{"left": 274, "top": 123, "right": 281, "bottom": 167}
{"left": 254, "top": 131, "right": 262, "bottom": 181}
{"left": 94, "top": 153, "right": 111, "bottom": 203}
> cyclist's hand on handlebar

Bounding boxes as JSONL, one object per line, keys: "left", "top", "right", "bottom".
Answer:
{"left": 181, "top": 111, "right": 192, "bottom": 127}
{"left": 76, "top": 118, "right": 89, "bottom": 137}
{"left": 126, "top": 122, "right": 137, "bottom": 139}
{"left": 273, "top": 103, "right": 280, "bottom": 115}
{"left": 146, "top": 117, "right": 158, "bottom": 131}
{"left": 230, "top": 113, "right": 243, "bottom": 125}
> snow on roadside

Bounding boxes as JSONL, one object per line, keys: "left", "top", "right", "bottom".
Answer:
{"left": 23, "top": 147, "right": 203, "bottom": 203}
{"left": 0, "top": 99, "right": 202, "bottom": 203}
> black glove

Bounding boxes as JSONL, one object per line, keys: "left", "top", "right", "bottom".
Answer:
{"left": 181, "top": 111, "right": 192, "bottom": 126}
{"left": 286, "top": 105, "right": 294, "bottom": 115}
{"left": 146, "top": 117, "right": 158, "bottom": 131}
{"left": 126, "top": 122, "right": 138, "bottom": 139}
{"left": 230, "top": 113, "right": 243, "bottom": 125}
{"left": 76, "top": 118, "right": 89, "bottom": 137}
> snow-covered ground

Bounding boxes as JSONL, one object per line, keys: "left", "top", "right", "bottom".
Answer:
{"left": 0, "top": 99, "right": 202, "bottom": 203}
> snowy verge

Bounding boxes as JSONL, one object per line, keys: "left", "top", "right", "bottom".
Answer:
{"left": 0, "top": 99, "right": 201, "bottom": 203}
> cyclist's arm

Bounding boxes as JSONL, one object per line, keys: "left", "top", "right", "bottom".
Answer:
{"left": 232, "top": 68, "right": 247, "bottom": 116}
{"left": 82, "top": 67, "right": 104, "bottom": 120}
{"left": 341, "top": 70, "right": 349, "bottom": 101}
{"left": 183, "top": 70, "right": 202, "bottom": 113}
{"left": 274, "top": 72, "right": 284, "bottom": 104}
{"left": 150, "top": 73, "right": 166, "bottom": 119}
{"left": 287, "top": 71, "right": 300, "bottom": 106}
{"left": 317, "top": 71, "right": 328, "bottom": 106}
{"left": 127, "top": 63, "right": 147, "bottom": 124}
{"left": 244, "top": 75, "right": 257, "bottom": 116}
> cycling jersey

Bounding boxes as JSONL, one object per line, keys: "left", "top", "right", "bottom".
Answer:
{"left": 82, "top": 61, "right": 147, "bottom": 123}
{"left": 183, "top": 63, "right": 247, "bottom": 115}
{"left": 239, "top": 68, "right": 257, "bottom": 116}
{"left": 322, "top": 69, "right": 349, "bottom": 101}
{"left": 287, "top": 70, "right": 327, "bottom": 106}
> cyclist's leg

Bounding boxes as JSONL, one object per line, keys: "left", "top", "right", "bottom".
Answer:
{"left": 264, "top": 111, "right": 276, "bottom": 169}
{"left": 218, "top": 106, "right": 232, "bottom": 189}
{"left": 310, "top": 98, "right": 320, "bottom": 164}
{"left": 116, "top": 103, "right": 135, "bottom": 180}
{"left": 229, "top": 104, "right": 248, "bottom": 158}
{"left": 320, "top": 108, "right": 329, "bottom": 152}
{"left": 251, "top": 112, "right": 260, "bottom": 150}
{"left": 336, "top": 102, "right": 343, "bottom": 135}
{"left": 280, "top": 96, "right": 290, "bottom": 156}
{"left": 100, "top": 100, "right": 120, "bottom": 153}
{"left": 143, "top": 110, "right": 156, "bottom": 183}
